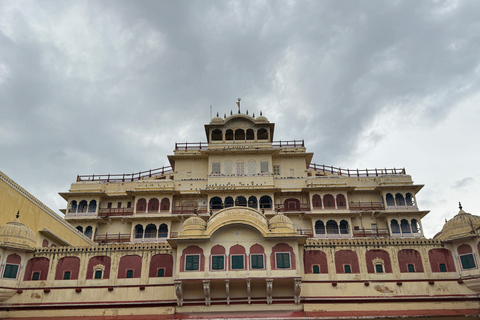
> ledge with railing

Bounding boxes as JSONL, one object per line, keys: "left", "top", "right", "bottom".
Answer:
{"left": 175, "top": 140, "right": 305, "bottom": 151}
{"left": 349, "top": 201, "right": 385, "bottom": 211}
{"left": 94, "top": 233, "right": 131, "bottom": 244}
{"left": 172, "top": 205, "right": 208, "bottom": 215}
{"left": 277, "top": 203, "right": 311, "bottom": 212}
{"left": 352, "top": 228, "right": 390, "bottom": 238}
{"left": 308, "top": 163, "right": 405, "bottom": 177}
{"left": 66, "top": 210, "right": 97, "bottom": 218}
{"left": 76, "top": 166, "right": 173, "bottom": 183}
{"left": 98, "top": 208, "right": 134, "bottom": 217}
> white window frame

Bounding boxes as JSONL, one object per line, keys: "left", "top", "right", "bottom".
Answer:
{"left": 274, "top": 252, "right": 291, "bottom": 269}
{"left": 184, "top": 254, "right": 201, "bottom": 271}
{"left": 210, "top": 254, "right": 226, "bottom": 271}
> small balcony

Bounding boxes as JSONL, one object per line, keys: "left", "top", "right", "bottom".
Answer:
{"left": 172, "top": 205, "right": 208, "bottom": 215}
{"left": 94, "top": 233, "right": 131, "bottom": 244}
{"left": 98, "top": 207, "right": 134, "bottom": 217}
{"left": 349, "top": 201, "right": 385, "bottom": 211}
{"left": 66, "top": 210, "right": 97, "bottom": 218}
{"left": 352, "top": 228, "right": 389, "bottom": 238}
{"left": 277, "top": 203, "right": 311, "bottom": 212}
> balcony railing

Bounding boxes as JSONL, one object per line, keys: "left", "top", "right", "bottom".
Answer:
{"left": 175, "top": 142, "right": 208, "bottom": 150}
{"left": 272, "top": 140, "right": 304, "bottom": 148}
{"left": 277, "top": 203, "right": 311, "bottom": 212}
{"left": 297, "top": 229, "right": 313, "bottom": 237}
{"left": 352, "top": 228, "right": 389, "bottom": 238}
{"left": 315, "top": 231, "right": 351, "bottom": 239}
{"left": 98, "top": 208, "right": 134, "bottom": 217}
{"left": 172, "top": 205, "right": 208, "bottom": 215}
{"left": 76, "top": 166, "right": 173, "bottom": 182}
{"left": 308, "top": 163, "right": 405, "bottom": 177}
{"left": 94, "top": 233, "right": 131, "bottom": 244}
{"left": 66, "top": 210, "right": 97, "bottom": 217}
{"left": 349, "top": 201, "right": 385, "bottom": 211}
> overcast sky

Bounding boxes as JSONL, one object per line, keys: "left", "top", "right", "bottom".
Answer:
{"left": 1, "top": 0, "right": 479, "bottom": 237}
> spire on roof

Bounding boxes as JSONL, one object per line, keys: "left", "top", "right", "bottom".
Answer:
{"left": 459, "top": 202, "right": 463, "bottom": 210}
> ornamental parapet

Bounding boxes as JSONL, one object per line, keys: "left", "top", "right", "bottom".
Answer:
{"left": 33, "top": 243, "right": 173, "bottom": 255}
{"left": 304, "top": 238, "right": 442, "bottom": 248}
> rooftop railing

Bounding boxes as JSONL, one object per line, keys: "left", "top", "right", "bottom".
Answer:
{"left": 272, "top": 140, "right": 304, "bottom": 148}
{"left": 94, "top": 233, "right": 131, "bottom": 244}
{"left": 175, "top": 140, "right": 305, "bottom": 150}
{"left": 308, "top": 163, "right": 405, "bottom": 177}
{"left": 76, "top": 166, "right": 173, "bottom": 182}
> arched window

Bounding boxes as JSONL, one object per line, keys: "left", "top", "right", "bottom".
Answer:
{"left": 78, "top": 200, "right": 88, "bottom": 212}
{"left": 136, "top": 198, "right": 147, "bottom": 213}
{"left": 324, "top": 194, "right": 335, "bottom": 208}
{"left": 395, "top": 193, "right": 405, "bottom": 206}
{"left": 336, "top": 194, "right": 346, "bottom": 209}
{"left": 225, "top": 129, "right": 233, "bottom": 140}
{"left": 148, "top": 198, "right": 159, "bottom": 212}
{"left": 235, "top": 129, "right": 245, "bottom": 140}
{"left": 315, "top": 220, "right": 325, "bottom": 234}
{"left": 224, "top": 161, "right": 233, "bottom": 175}
{"left": 160, "top": 198, "right": 170, "bottom": 212}
{"left": 236, "top": 196, "right": 247, "bottom": 207}
{"left": 246, "top": 129, "right": 254, "bottom": 140}
{"left": 401, "top": 219, "right": 411, "bottom": 233}
{"left": 326, "top": 220, "right": 339, "bottom": 234}
{"left": 211, "top": 129, "right": 222, "bottom": 141}
{"left": 158, "top": 224, "right": 168, "bottom": 238}
{"left": 70, "top": 200, "right": 77, "bottom": 213}
{"left": 339, "top": 220, "right": 349, "bottom": 234}
{"left": 210, "top": 197, "right": 222, "bottom": 210}
{"left": 134, "top": 224, "right": 144, "bottom": 239}
{"left": 312, "top": 195, "right": 322, "bottom": 209}
{"left": 411, "top": 219, "right": 419, "bottom": 233}
{"left": 76, "top": 226, "right": 83, "bottom": 233}
{"left": 260, "top": 195, "right": 272, "bottom": 209}
{"left": 386, "top": 193, "right": 394, "bottom": 206}
{"left": 224, "top": 196, "right": 234, "bottom": 208}
{"left": 284, "top": 198, "right": 300, "bottom": 211}
{"left": 236, "top": 161, "right": 245, "bottom": 175}
{"left": 84, "top": 226, "right": 93, "bottom": 239}
{"left": 248, "top": 196, "right": 257, "bottom": 208}
{"left": 257, "top": 128, "right": 268, "bottom": 140}
{"left": 88, "top": 200, "right": 97, "bottom": 212}
{"left": 406, "top": 193, "right": 414, "bottom": 206}
{"left": 390, "top": 219, "right": 400, "bottom": 233}
{"left": 145, "top": 224, "right": 157, "bottom": 238}
{"left": 312, "top": 265, "right": 320, "bottom": 274}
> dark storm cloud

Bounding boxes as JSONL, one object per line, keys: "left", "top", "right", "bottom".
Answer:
{"left": 1, "top": 0, "right": 480, "bottom": 223}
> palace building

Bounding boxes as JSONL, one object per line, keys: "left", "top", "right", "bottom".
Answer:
{"left": 1, "top": 109, "right": 480, "bottom": 319}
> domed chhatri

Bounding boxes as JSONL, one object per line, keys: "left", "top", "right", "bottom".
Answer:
{"left": 0, "top": 211, "right": 36, "bottom": 251}
{"left": 437, "top": 203, "right": 480, "bottom": 241}
{"left": 269, "top": 212, "right": 296, "bottom": 234}
{"left": 182, "top": 216, "right": 207, "bottom": 231}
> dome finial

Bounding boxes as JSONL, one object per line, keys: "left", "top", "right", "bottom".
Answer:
{"left": 216, "top": 112, "right": 219, "bottom": 117}
{"left": 236, "top": 98, "right": 241, "bottom": 114}
{"left": 230, "top": 110, "right": 233, "bottom": 115}
{"left": 224, "top": 113, "right": 226, "bottom": 119}
{"left": 459, "top": 202, "right": 463, "bottom": 210}
{"left": 16, "top": 211, "right": 20, "bottom": 219}
{"left": 260, "top": 110, "right": 263, "bottom": 116}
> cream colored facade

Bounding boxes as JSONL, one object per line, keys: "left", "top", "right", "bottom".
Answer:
{"left": 0, "top": 111, "right": 479, "bottom": 319}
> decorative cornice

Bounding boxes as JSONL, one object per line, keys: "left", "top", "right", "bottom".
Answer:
{"left": 34, "top": 242, "right": 172, "bottom": 255}
{"left": 305, "top": 238, "right": 442, "bottom": 248}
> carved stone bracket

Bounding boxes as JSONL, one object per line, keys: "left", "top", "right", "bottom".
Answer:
{"left": 246, "top": 279, "right": 251, "bottom": 304}
{"left": 225, "top": 280, "right": 230, "bottom": 305}
{"left": 203, "top": 280, "right": 211, "bottom": 306}
{"left": 174, "top": 281, "right": 183, "bottom": 307}
{"left": 266, "top": 279, "right": 273, "bottom": 305}
{"left": 294, "top": 279, "right": 302, "bottom": 304}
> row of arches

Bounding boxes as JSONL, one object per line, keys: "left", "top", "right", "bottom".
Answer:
{"left": 315, "top": 220, "right": 349, "bottom": 235}
{"left": 211, "top": 128, "right": 269, "bottom": 142}
{"left": 312, "top": 194, "right": 346, "bottom": 209}
{"left": 304, "top": 248, "right": 456, "bottom": 274}
{"left": 136, "top": 198, "right": 170, "bottom": 213}
{"left": 386, "top": 193, "right": 415, "bottom": 207}
{"left": 134, "top": 223, "right": 169, "bottom": 239}
{"left": 70, "top": 200, "right": 97, "bottom": 213}
{"left": 209, "top": 195, "right": 273, "bottom": 209}
{"left": 23, "top": 254, "right": 173, "bottom": 281}
{"left": 76, "top": 225, "right": 93, "bottom": 239}
{"left": 390, "top": 219, "right": 421, "bottom": 235}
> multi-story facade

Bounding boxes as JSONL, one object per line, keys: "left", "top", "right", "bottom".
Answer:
{"left": 1, "top": 111, "right": 479, "bottom": 319}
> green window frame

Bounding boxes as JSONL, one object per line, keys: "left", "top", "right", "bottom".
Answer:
{"left": 157, "top": 269, "right": 165, "bottom": 277}
{"left": 63, "top": 271, "right": 71, "bottom": 280}
{"left": 211, "top": 256, "right": 224, "bottom": 270}
{"left": 185, "top": 255, "right": 200, "bottom": 271}
{"left": 94, "top": 270, "right": 102, "bottom": 279}
{"left": 3, "top": 264, "right": 19, "bottom": 279}
{"left": 231, "top": 255, "right": 244, "bottom": 270}
{"left": 276, "top": 253, "right": 290, "bottom": 269}
{"left": 460, "top": 254, "right": 476, "bottom": 270}
{"left": 439, "top": 263, "right": 447, "bottom": 272}
{"left": 407, "top": 264, "right": 415, "bottom": 272}
{"left": 344, "top": 265, "right": 351, "bottom": 273}
{"left": 32, "top": 272, "right": 40, "bottom": 281}
{"left": 126, "top": 269, "right": 134, "bottom": 278}
{"left": 375, "top": 264, "right": 384, "bottom": 273}
{"left": 251, "top": 254, "right": 264, "bottom": 269}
